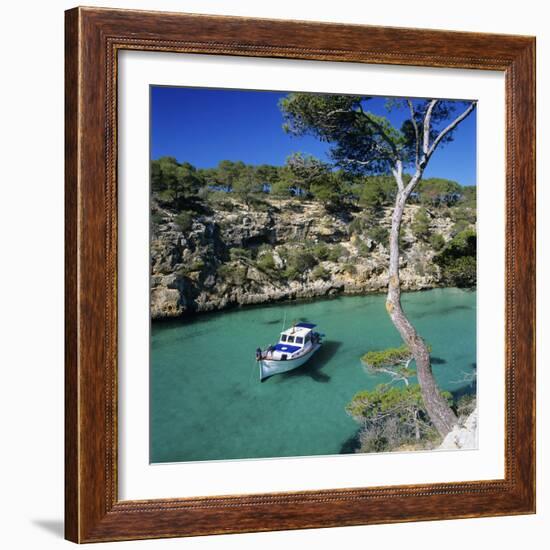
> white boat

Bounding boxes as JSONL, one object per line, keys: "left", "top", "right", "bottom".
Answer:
{"left": 256, "top": 322, "right": 323, "bottom": 381}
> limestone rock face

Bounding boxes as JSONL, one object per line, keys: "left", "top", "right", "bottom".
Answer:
{"left": 150, "top": 287, "right": 184, "bottom": 318}
{"left": 438, "top": 408, "right": 478, "bottom": 451}
{"left": 150, "top": 198, "right": 460, "bottom": 319}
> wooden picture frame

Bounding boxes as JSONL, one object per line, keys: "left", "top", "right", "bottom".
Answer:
{"left": 65, "top": 6, "right": 536, "bottom": 543}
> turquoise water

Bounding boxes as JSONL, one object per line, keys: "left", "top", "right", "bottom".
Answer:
{"left": 150, "top": 288, "right": 476, "bottom": 463}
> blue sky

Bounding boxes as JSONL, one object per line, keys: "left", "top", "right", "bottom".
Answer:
{"left": 151, "top": 86, "right": 477, "bottom": 186}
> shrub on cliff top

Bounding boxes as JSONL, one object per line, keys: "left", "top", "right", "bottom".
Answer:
{"left": 151, "top": 211, "right": 164, "bottom": 226}
{"left": 361, "top": 345, "right": 412, "bottom": 369}
{"left": 429, "top": 232, "right": 446, "bottom": 251}
{"left": 229, "top": 247, "right": 252, "bottom": 261}
{"left": 435, "top": 229, "right": 477, "bottom": 287}
{"left": 206, "top": 191, "right": 235, "bottom": 211}
{"left": 312, "top": 265, "right": 329, "bottom": 280}
{"left": 456, "top": 394, "right": 477, "bottom": 419}
{"left": 257, "top": 243, "right": 274, "bottom": 254}
{"left": 177, "top": 259, "right": 205, "bottom": 276}
{"left": 366, "top": 226, "right": 389, "bottom": 248}
{"left": 282, "top": 248, "right": 318, "bottom": 280}
{"left": 175, "top": 211, "right": 194, "bottom": 232}
{"left": 217, "top": 263, "right": 247, "bottom": 285}
{"left": 346, "top": 384, "right": 445, "bottom": 453}
{"left": 440, "top": 256, "right": 476, "bottom": 287}
{"left": 282, "top": 266, "right": 300, "bottom": 280}
{"left": 327, "top": 243, "right": 349, "bottom": 262}
{"left": 310, "top": 242, "right": 330, "bottom": 261}
{"left": 349, "top": 216, "right": 366, "bottom": 235}
{"left": 289, "top": 249, "right": 317, "bottom": 271}
{"left": 342, "top": 263, "right": 357, "bottom": 275}
{"left": 256, "top": 252, "right": 276, "bottom": 272}
{"left": 356, "top": 241, "right": 371, "bottom": 257}
{"left": 411, "top": 208, "right": 431, "bottom": 241}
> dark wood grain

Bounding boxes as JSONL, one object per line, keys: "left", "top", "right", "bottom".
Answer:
{"left": 64, "top": 6, "right": 536, "bottom": 543}
{"left": 64, "top": 7, "right": 79, "bottom": 543}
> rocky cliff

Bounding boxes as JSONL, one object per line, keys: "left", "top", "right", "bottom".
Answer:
{"left": 438, "top": 408, "right": 478, "bottom": 451}
{"left": 151, "top": 198, "right": 464, "bottom": 319}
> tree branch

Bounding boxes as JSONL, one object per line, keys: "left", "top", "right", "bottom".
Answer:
{"left": 404, "top": 172, "right": 421, "bottom": 196}
{"left": 427, "top": 101, "right": 477, "bottom": 157}
{"left": 391, "top": 159, "right": 405, "bottom": 192}
{"left": 407, "top": 99, "right": 420, "bottom": 169}
{"left": 324, "top": 108, "right": 352, "bottom": 118}
{"left": 340, "top": 158, "right": 372, "bottom": 167}
{"left": 357, "top": 104, "right": 400, "bottom": 160}
{"left": 422, "top": 100, "right": 438, "bottom": 154}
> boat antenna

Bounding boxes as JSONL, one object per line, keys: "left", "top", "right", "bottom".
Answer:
{"left": 281, "top": 311, "right": 287, "bottom": 332}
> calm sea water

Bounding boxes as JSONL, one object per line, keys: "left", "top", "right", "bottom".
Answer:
{"left": 150, "top": 288, "right": 476, "bottom": 463}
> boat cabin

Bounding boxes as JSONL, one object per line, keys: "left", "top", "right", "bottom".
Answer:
{"left": 278, "top": 323, "right": 316, "bottom": 347}
{"left": 269, "top": 322, "right": 317, "bottom": 358}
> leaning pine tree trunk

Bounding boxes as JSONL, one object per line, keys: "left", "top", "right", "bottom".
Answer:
{"left": 386, "top": 188, "right": 457, "bottom": 437}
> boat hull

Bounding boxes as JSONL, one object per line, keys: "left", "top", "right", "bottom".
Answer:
{"left": 259, "top": 343, "right": 321, "bottom": 381}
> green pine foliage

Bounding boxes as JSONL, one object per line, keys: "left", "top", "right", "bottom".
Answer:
{"left": 174, "top": 211, "right": 194, "bottom": 232}
{"left": 282, "top": 249, "right": 318, "bottom": 280}
{"left": 229, "top": 247, "right": 253, "bottom": 261}
{"left": 152, "top": 157, "right": 204, "bottom": 209}
{"left": 312, "top": 265, "right": 330, "bottom": 280}
{"left": 310, "top": 242, "right": 330, "bottom": 261}
{"left": 361, "top": 345, "right": 412, "bottom": 369}
{"left": 216, "top": 263, "right": 247, "bottom": 285}
{"left": 434, "top": 229, "right": 477, "bottom": 286}
{"left": 256, "top": 252, "right": 276, "bottom": 272}
{"left": 151, "top": 156, "right": 476, "bottom": 236}
{"left": 346, "top": 384, "right": 448, "bottom": 452}
{"left": 429, "top": 232, "right": 446, "bottom": 251}
{"left": 411, "top": 208, "right": 431, "bottom": 241}
{"left": 326, "top": 244, "right": 349, "bottom": 262}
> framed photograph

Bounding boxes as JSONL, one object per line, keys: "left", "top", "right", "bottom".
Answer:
{"left": 65, "top": 7, "right": 535, "bottom": 543}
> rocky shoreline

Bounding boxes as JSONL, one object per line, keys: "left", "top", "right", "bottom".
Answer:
{"left": 151, "top": 198, "right": 471, "bottom": 320}
{"left": 438, "top": 408, "right": 478, "bottom": 451}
